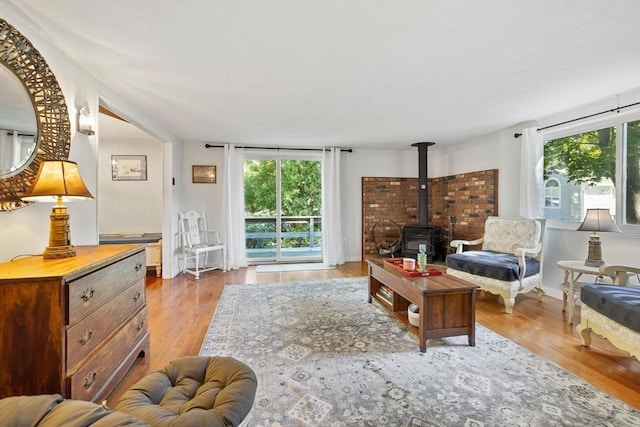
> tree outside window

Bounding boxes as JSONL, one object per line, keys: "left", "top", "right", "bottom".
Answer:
{"left": 543, "top": 119, "right": 639, "bottom": 225}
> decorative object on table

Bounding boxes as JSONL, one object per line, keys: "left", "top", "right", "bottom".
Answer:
{"left": 192, "top": 165, "right": 217, "bottom": 183}
{"left": 402, "top": 257, "right": 416, "bottom": 271}
{"left": 111, "top": 155, "right": 147, "bottom": 181}
{"left": 370, "top": 219, "right": 402, "bottom": 257}
{"left": 21, "top": 160, "right": 93, "bottom": 259}
{"left": 384, "top": 258, "right": 442, "bottom": 277}
{"left": 200, "top": 277, "right": 640, "bottom": 426}
{"left": 417, "top": 243, "right": 427, "bottom": 272}
{"left": 576, "top": 208, "right": 621, "bottom": 267}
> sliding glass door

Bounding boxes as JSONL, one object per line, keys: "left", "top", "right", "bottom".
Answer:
{"left": 244, "top": 152, "right": 322, "bottom": 263}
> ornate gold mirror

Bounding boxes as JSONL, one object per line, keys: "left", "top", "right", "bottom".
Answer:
{"left": 0, "top": 18, "right": 71, "bottom": 211}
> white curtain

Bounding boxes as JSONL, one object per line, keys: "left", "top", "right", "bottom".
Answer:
{"left": 519, "top": 127, "right": 544, "bottom": 219}
{"left": 322, "top": 148, "right": 345, "bottom": 266}
{"left": 223, "top": 144, "right": 248, "bottom": 270}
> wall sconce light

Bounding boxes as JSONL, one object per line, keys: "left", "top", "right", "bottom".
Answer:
{"left": 576, "top": 208, "right": 621, "bottom": 267}
{"left": 77, "top": 106, "right": 95, "bottom": 135}
{"left": 22, "top": 160, "right": 94, "bottom": 259}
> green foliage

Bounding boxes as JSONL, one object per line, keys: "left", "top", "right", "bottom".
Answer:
{"left": 244, "top": 159, "right": 321, "bottom": 217}
{"left": 281, "top": 160, "right": 321, "bottom": 216}
{"left": 625, "top": 121, "right": 640, "bottom": 224}
{"left": 543, "top": 127, "right": 616, "bottom": 186}
{"left": 244, "top": 158, "right": 323, "bottom": 249}
{"left": 244, "top": 160, "right": 276, "bottom": 216}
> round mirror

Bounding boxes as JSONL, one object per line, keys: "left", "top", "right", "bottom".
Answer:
{"left": 0, "top": 65, "right": 38, "bottom": 178}
{"left": 0, "top": 18, "right": 71, "bottom": 212}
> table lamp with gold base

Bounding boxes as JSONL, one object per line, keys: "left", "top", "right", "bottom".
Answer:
{"left": 21, "top": 160, "right": 94, "bottom": 259}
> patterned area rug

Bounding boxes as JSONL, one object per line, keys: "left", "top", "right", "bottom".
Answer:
{"left": 199, "top": 277, "right": 639, "bottom": 426}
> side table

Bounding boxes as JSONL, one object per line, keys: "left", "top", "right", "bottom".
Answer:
{"left": 557, "top": 260, "right": 607, "bottom": 324}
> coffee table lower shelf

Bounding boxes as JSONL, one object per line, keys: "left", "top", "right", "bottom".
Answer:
{"left": 367, "top": 259, "right": 478, "bottom": 352}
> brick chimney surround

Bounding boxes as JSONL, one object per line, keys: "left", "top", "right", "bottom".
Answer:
{"left": 362, "top": 169, "right": 498, "bottom": 259}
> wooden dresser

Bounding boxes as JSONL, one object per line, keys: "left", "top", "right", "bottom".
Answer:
{"left": 0, "top": 244, "right": 150, "bottom": 402}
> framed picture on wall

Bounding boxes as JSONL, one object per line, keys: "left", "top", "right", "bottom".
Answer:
{"left": 192, "top": 165, "right": 216, "bottom": 183}
{"left": 112, "top": 155, "right": 147, "bottom": 181}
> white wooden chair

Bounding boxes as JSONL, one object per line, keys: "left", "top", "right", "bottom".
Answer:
{"left": 178, "top": 211, "right": 226, "bottom": 279}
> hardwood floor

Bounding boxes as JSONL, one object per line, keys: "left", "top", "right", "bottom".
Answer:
{"left": 107, "top": 262, "right": 640, "bottom": 411}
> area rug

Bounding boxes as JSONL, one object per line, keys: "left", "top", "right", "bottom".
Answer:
{"left": 199, "top": 277, "right": 640, "bottom": 426}
{"left": 255, "top": 263, "right": 335, "bottom": 273}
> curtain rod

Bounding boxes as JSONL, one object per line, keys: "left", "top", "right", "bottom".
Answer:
{"left": 514, "top": 101, "right": 640, "bottom": 138}
{"left": 204, "top": 143, "right": 353, "bottom": 152}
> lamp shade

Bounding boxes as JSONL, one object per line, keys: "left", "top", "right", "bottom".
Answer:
{"left": 22, "top": 160, "right": 94, "bottom": 202}
{"left": 576, "top": 208, "right": 621, "bottom": 233}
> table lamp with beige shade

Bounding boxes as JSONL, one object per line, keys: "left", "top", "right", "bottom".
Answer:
{"left": 576, "top": 208, "right": 621, "bottom": 267}
{"left": 21, "top": 160, "right": 94, "bottom": 259}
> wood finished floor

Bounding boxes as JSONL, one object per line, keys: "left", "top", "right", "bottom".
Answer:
{"left": 107, "top": 262, "right": 640, "bottom": 410}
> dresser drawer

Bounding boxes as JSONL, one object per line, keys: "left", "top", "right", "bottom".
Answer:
{"left": 68, "top": 306, "right": 148, "bottom": 402}
{"left": 68, "top": 251, "right": 145, "bottom": 325}
{"left": 66, "top": 278, "right": 146, "bottom": 370}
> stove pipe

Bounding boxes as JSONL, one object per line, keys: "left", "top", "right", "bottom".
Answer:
{"left": 411, "top": 142, "right": 435, "bottom": 225}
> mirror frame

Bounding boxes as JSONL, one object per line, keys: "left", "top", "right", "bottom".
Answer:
{"left": 0, "top": 18, "right": 70, "bottom": 212}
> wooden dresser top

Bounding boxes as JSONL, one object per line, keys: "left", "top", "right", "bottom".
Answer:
{"left": 0, "top": 244, "right": 145, "bottom": 282}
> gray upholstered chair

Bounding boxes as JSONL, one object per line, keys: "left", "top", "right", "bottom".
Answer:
{"left": 445, "top": 216, "right": 546, "bottom": 314}
{"left": 0, "top": 394, "right": 147, "bottom": 426}
{"left": 114, "top": 356, "right": 257, "bottom": 427}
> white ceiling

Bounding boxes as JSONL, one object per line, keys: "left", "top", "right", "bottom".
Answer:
{"left": 9, "top": 0, "right": 640, "bottom": 149}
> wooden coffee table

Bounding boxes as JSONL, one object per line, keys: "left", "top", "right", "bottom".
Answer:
{"left": 367, "top": 258, "right": 478, "bottom": 352}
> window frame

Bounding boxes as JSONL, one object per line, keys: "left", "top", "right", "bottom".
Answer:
{"left": 541, "top": 108, "right": 640, "bottom": 230}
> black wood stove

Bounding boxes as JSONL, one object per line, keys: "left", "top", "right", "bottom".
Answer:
{"left": 401, "top": 142, "right": 441, "bottom": 262}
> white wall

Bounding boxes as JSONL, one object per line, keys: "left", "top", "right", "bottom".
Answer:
{"left": 98, "top": 140, "right": 163, "bottom": 234}
{"left": 180, "top": 143, "right": 226, "bottom": 231}
{"left": 341, "top": 148, "right": 418, "bottom": 261}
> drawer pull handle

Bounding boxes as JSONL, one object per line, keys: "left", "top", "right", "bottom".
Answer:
{"left": 84, "top": 371, "right": 97, "bottom": 388}
{"left": 135, "top": 263, "right": 143, "bottom": 272}
{"left": 133, "top": 291, "right": 142, "bottom": 303}
{"left": 79, "top": 329, "right": 93, "bottom": 345}
{"left": 81, "top": 288, "right": 95, "bottom": 302}
{"left": 137, "top": 320, "right": 145, "bottom": 331}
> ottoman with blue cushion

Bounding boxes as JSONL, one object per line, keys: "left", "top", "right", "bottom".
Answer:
{"left": 577, "top": 284, "right": 640, "bottom": 360}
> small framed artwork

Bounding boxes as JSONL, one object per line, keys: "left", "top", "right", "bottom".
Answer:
{"left": 192, "top": 165, "right": 217, "bottom": 184}
{"left": 112, "top": 155, "right": 147, "bottom": 181}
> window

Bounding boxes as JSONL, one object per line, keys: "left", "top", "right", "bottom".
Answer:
{"left": 543, "top": 117, "right": 640, "bottom": 225}
{"left": 243, "top": 154, "right": 323, "bottom": 262}
{"left": 625, "top": 120, "right": 640, "bottom": 225}
{"left": 544, "top": 178, "right": 561, "bottom": 208}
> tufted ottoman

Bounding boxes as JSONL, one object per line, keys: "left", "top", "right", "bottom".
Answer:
{"left": 114, "top": 356, "right": 257, "bottom": 427}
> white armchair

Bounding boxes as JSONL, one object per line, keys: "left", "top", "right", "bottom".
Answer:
{"left": 445, "top": 216, "right": 546, "bottom": 314}
{"left": 178, "top": 211, "right": 226, "bottom": 279}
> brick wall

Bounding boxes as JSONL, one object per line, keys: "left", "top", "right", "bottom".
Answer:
{"left": 362, "top": 169, "right": 498, "bottom": 258}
